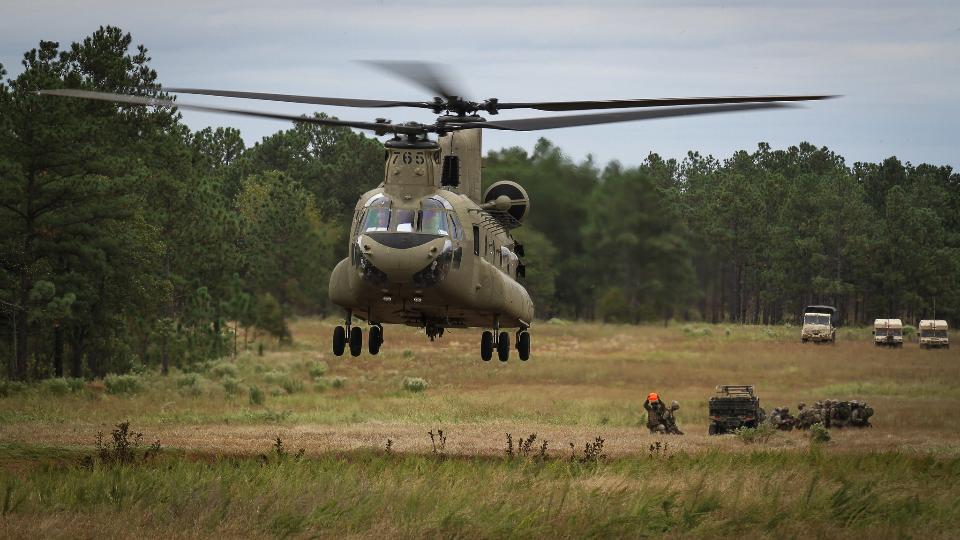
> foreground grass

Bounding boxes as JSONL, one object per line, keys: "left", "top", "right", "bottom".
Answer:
{"left": 2, "top": 443, "right": 959, "bottom": 539}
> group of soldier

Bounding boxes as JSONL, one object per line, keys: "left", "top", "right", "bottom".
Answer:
{"left": 769, "top": 399, "right": 875, "bottom": 430}
{"left": 643, "top": 392, "right": 684, "bottom": 434}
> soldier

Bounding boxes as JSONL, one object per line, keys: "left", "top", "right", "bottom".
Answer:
{"left": 820, "top": 399, "right": 833, "bottom": 428}
{"left": 849, "top": 400, "right": 874, "bottom": 427}
{"left": 644, "top": 392, "right": 668, "bottom": 434}
{"left": 771, "top": 405, "right": 796, "bottom": 431}
{"left": 795, "top": 402, "right": 822, "bottom": 430}
{"left": 831, "top": 400, "right": 852, "bottom": 428}
{"left": 662, "top": 401, "right": 684, "bottom": 435}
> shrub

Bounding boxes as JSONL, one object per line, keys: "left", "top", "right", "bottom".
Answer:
{"left": 402, "top": 350, "right": 414, "bottom": 359}
{"left": 104, "top": 374, "right": 144, "bottom": 395}
{"left": 313, "top": 378, "right": 330, "bottom": 392}
{"left": 308, "top": 361, "right": 328, "bottom": 378}
{"left": 809, "top": 423, "right": 831, "bottom": 444}
{"left": 402, "top": 377, "right": 428, "bottom": 393}
{"left": 733, "top": 423, "right": 776, "bottom": 444}
{"left": 222, "top": 376, "right": 240, "bottom": 397}
{"left": 209, "top": 361, "right": 239, "bottom": 380}
{"left": 902, "top": 324, "right": 916, "bottom": 337}
{"left": 176, "top": 373, "right": 206, "bottom": 397}
{"left": 330, "top": 376, "right": 347, "bottom": 389}
{"left": 0, "top": 380, "right": 28, "bottom": 397}
{"left": 249, "top": 385, "right": 265, "bottom": 406}
{"left": 45, "top": 377, "right": 83, "bottom": 396}
{"left": 682, "top": 325, "right": 712, "bottom": 338}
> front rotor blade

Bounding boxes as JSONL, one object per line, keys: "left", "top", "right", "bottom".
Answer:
{"left": 497, "top": 94, "right": 835, "bottom": 112}
{"left": 466, "top": 102, "right": 794, "bottom": 131}
{"left": 163, "top": 87, "right": 431, "bottom": 109}
{"left": 360, "top": 60, "right": 467, "bottom": 99}
{"left": 37, "top": 89, "right": 426, "bottom": 134}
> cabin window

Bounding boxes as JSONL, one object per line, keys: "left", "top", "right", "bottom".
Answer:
{"left": 449, "top": 213, "right": 462, "bottom": 239}
{"left": 473, "top": 226, "right": 480, "bottom": 255}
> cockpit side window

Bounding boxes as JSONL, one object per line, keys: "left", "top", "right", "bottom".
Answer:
{"left": 362, "top": 196, "right": 391, "bottom": 232}
{"left": 419, "top": 197, "right": 449, "bottom": 235}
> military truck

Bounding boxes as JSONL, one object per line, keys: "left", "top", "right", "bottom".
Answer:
{"left": 919, "top": 320, "right": 949, "bottom": 349}
{"left": 873, "top": 318, "right": 903, "bottom": 347}
{"left": 801, "top": 305, "right": 838, "bottom": 343}
{"left": 708, "top": 385, "right": 766, "bottom": 435}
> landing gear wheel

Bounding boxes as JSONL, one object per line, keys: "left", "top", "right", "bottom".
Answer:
{"left": 497, "top": 332, "right": 510, "bottom": 362}
{"left": 517, "top": 331, "right": 531, "bottom": 361}
{"left": 349, "top": 327, "right": 363, "bottom": 357}
{"left": 480, "top": 331, "right": 493, "bottom": 361}
{"left": 333, "top": 326, "right": 346, "bottom": 357}
{"left": 369, "top": 325, "right": 383, "bottom": 355}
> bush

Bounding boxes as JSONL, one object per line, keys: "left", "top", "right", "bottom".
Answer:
{"left": 902, "top": 324, "right": 916, "bottom": 337}
{"left": 45, "top": 377, "right": 84, "bottom": 395}
{"left": 402, "top": 377, "right": 428, "bottom": 393}
{"left": 249, "top": 385, "right": 265, "bottom": 406}
{"left": 176, "top": 373, "right": 206, "bottom": 397}
{"left": 0, "top": 380, "right": 28, "bottom": 397}
{"left": 330, "top": 376, "right": 347, "bottom": 389}
{"left": 313, "top": 378, "right": 330, "bottom": 392}
{"left": 308, "top": 361, "right": 328, "bottom": 378}
{"left": 733, "top": 423, "right": 776, "bottom": 444}
{"left": 104, "top": 374, "right": 144, "bottom": 395}
{"left": 209, "top": 361, "right": 239, "bottom": 380}
{"left": 682, "top": 325, "right": 712, "bottom": 338}
{"left": 809, "top": 423, "right": 831, "bottom": 443}
{"left": 222, "top": 376, "right": 240, "bottom": 397}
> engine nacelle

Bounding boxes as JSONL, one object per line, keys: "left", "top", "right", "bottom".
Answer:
{"left": 482, "top": 180, "right": 529, "bottom": 224}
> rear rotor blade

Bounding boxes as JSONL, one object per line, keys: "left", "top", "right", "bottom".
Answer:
{"left": 496, "top": 94, "right": 835, "bottom": 112}
{"left": 360, "top": 60, "right": 467, "bottom": 99}
{"left": 463, "top": 102, "right": 795, "bottom": 131}
{"left": 37, "top": 89, "right": 426, "bottom": 134}
{"left": 163, "top": 87, "right": 431, "bottom": 109}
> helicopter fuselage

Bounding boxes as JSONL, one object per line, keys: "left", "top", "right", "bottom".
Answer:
{"left": 328, "top": 131, "right": 533, "bottom": 335}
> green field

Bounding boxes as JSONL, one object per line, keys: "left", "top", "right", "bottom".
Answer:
{"left": 2, "top": 319, "right": 960, "bottom": 538}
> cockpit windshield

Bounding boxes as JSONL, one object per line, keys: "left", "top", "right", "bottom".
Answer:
{"left": 362, "top": 195, "right": 391, "bottom": 232}
{"left": 803, "top": 314, "right": 831, "bottom": 326}
{"left": 420, "top": 197, "right": 449, "bottom": 235}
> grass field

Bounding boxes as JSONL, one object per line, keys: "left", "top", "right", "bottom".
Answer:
{"left": 2, "top": 319, "right": 960, "bottom": 538}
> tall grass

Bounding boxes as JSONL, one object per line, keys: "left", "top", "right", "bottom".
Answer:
{"left": 1, "top": 445, "right": 957, "bottom": 538}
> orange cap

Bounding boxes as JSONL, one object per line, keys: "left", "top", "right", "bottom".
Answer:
{"left": 647, "top": 392, "right": 659, "bottom": 402}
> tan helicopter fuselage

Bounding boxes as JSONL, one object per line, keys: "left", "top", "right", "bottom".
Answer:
{"left": 328, "top": 129, "right": 533, "bottom": 331}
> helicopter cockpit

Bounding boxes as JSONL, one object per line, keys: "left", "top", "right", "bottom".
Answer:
{"left": 359, "top": 194, "right": 462, "bottom": 240}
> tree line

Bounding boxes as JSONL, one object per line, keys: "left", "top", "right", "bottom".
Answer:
{"left": 2, "top": 27, "right": 957, "bottom": 380}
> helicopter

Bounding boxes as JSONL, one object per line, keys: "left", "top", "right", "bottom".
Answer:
{"left": 40, "top": 62, "right": 832, "bottom": 362}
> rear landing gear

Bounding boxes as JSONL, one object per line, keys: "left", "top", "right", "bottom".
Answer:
{"left": 369, "top": 324, "right": 383, "bottom": 355}
{"left": 497, "top": 332, "right": 510, "bottom": 362}
{"left": 516, "top": 331, "right": 531, "bottom": 361}
{"left": 333, "top": 326, "right": 346, "bottom": 357}
{"left": 349, "top": 327, "right": 363, "bottom": 357}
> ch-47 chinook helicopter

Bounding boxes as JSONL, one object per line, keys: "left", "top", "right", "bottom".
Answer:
{"left": 40, "top": 62, "right": 832, "bottom": 362}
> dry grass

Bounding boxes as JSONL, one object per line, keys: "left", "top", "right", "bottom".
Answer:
{"left": 2, "top": 319, "right": 960, "bottom": 537}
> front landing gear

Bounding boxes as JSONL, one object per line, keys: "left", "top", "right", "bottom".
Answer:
{"left": 333, "top": 310, "right": 383, "bottom": 357}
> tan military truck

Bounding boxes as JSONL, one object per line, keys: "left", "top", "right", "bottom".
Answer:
{"left": 918, "top": 320, "right": 949, "bottom": 349}
{"left": 801, "top": 305, "right": 837, "bottom": 343}
{"left": 873, "top": 318, "right": 903, "bottom": 347}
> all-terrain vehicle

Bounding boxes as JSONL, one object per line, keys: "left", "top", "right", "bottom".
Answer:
{"left": 708, "top": 385, "right": 766, "bottom": 435}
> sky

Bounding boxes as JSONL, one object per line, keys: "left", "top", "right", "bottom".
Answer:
{"left": 3, "top": 0, "right": 958, "bottom": 169}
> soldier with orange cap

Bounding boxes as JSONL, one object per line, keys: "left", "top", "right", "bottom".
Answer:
{"left": 643, "top": 392, "right": 668, "bottom": 433}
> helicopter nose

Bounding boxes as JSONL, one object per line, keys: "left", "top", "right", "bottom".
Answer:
{"left": 359, "top": 233, "right": 450, "bottom": 283}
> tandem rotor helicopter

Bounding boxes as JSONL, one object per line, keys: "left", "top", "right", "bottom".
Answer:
{"left": 41, "top": 62, "right": 832, "bottom": 362}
